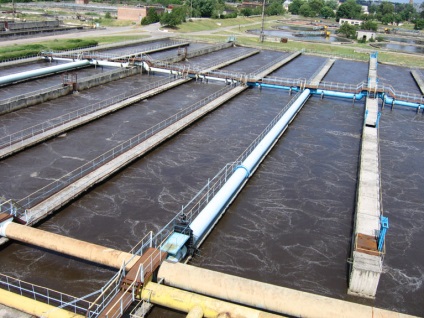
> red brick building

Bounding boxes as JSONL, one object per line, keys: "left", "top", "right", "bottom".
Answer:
{"left": 117, "top": 6, "right": 164, "bottom": 23}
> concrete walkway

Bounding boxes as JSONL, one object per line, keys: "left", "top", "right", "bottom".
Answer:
{"left": 308, "top": 58, "right": 335, "bottom": 86}
{"left": 0, "top": 78, "right": 189, "bottom": 159}
{"left": 0, "top": 304, "right": 32, "bottom": 318}
{"left": 411, "top": 70, "right": 424, "bottom": 95}
{"left": 348, "top": 53, "right": 383, "bottom": 299}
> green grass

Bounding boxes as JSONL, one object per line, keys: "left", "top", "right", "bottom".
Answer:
{"left": 178, "top": 32, "right": 424, "bottom": 68}
{"left": 94, "top": 18, "right": 135, "bottom": 27}
{"left": 0, "top": 39, "right": 98, "bottom": 62}
{"left": 173, "top": 16, "right": 281, "bottom": 33}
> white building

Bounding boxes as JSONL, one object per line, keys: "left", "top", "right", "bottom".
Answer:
{"left": 356, "top": 30, "right": 376, "bottom": 41}
{"left": 339, "top": 18, "right": 363, "bottom": 26}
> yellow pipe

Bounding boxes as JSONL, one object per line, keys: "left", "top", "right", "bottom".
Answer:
{"left": 3, "top": 222, "right": 139, "bottom": 270}
{"left": 186, "top": 305, "right": 203, "bottom": 318}
{"left": 0, "top": 289, "right": 84, "bottom": 318}
{"left": 141, "top": 282, "right": 283, "bottom": 318}
{"left": 158, "top": 261, "right": 419, "bottom": 318}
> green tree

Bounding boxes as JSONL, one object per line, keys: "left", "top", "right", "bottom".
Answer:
{"left": 141, "top": 8, "right": 160, "bottom": 25}
{"left": 288, "top": 0, "right": 305, "bottom": 15}
{"left": 338, "top": 22, "right": 357, "bottom": 38}
{"left": 396, "top": 4, "right": 416, "bottom": 21}
{"left": 368, "top": 3, "right": 378, "bottom": 15}
{"left": 414, "top": 18, "right": 424, "bottom": 30}
{"left": 381, "top": 13, "right": 394, "bottom": 25}
{"left": 336, "top": 0, "right": 362, "bottom": 19}
{"left": 361, "top": 20, "right": 377, "bottom": 31}
{"left": 325, "top": 0, "right": 338, "bottom": 10}
{"left": 240, "top": 7, "right": 253, "bottom": 16}
{"left": 379, "top": 1, "right": 394, "bottom": 16}
{"left": 299, "top": 3, "right": 313, "bottom": 17}
{"left": 160, "top": 6, "right": 186, "bottom": 27}
{"left": 192, "top": 0, "right": 215, "bottom": 17}
{"left": 394, "top": 13, "right": 403, "bottom": 25}
{"left": 266, "top": 1, "right": 284, "bottom": 16}
{"left": 320, "top": 6, "right": 335, "bottom": 18}
{"left": 212, "top": 0, "right": 225, "bottom": 18}
{"left": 309, "top": 0, "right": 324, "bottom": 16}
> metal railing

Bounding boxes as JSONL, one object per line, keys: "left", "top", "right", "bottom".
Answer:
{"left": 149, "top": 48, "right": 257, "bottom": 76}
{"left": 262, "top": 76, "right": 306, "bottom": 88}
{"left": 204, "top": 69, "right": 246, "bottom": 81}
{"left": 158, "top": 42, "right": 243, "bottom": 64}
{"left": 86, "top": 232, "right": 165, "bottom": 318}
{"left": 42, "top": 40, "right": 189, "bottom": 62}
{"left": 0, "top": 76, "right": 177, "bottom": 151}
{"left": 3, "top": 85, "right": 235, "bottom": 221}
{"left": 0, "top": 273, "right": 98, "bottom": 315}
{"left": 379, "top": 83, "right": 424, "bottom": 104}
{"left": 0, "top": 67, "right": 134, "bottom": 106}
{"left": 0, "top": 54, "right": 40, "bottom": 64}
{"left": 259, "top": 75, "right": 424, "bottom": 104}
{"left": 85, "top": 265, "right": 128, "bottom": 318}
{"left": 316, "top": 80, "right": 366, "bottom": 93}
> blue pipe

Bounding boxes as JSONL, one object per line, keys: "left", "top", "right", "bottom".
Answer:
{"left": 251, "top": 82, "right": 424, "bottom": 110}
{"left": 314, "top": 89, "right": 364, "bottom": 100}
{"left": 383, "top": 95, "right": 423, "bottom": 109}
{"left": 248, "top": 82, "right": 301, "bottom": 92}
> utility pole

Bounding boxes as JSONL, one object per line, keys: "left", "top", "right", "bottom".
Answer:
{"left": 260, "top": 0, "right": 265, "bottom": 42}
{"left": 12, "top": 0, "right": 15, "bottom": 19}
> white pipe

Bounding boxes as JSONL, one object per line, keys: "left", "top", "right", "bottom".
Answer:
{"left": 150, "top": 67, "right": 178, "bottom": 75}
{"left": 142, "top": 61, "right": 151, "bottom": 72}
{"left": 190, "top": 89, "right": 310, "bottom": 243}
{"left": 89, "top": 60, "right": 129, "bottom": 68}
{"left": 0, "top": 60, "right": 90, "bottom": 86}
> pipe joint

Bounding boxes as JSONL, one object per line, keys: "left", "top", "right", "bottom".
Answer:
{"left": 235, "top": 165, "right": 250, "bottom": 179}
{"left": 0, "top": 219, "right": 12, "bottom": 237}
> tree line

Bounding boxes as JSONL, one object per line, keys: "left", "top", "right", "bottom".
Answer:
{"left": 289, "top": 0, "right": 424, "bottom": 30}
{"left": 142, "top": 0, "right": 285, "bottom": 27}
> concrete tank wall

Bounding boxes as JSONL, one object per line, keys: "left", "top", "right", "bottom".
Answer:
{"left": 0, "top": 67, "right": 141, "bottom": 115}
{"left": 7, "top": 21, "right": 60, "bottom": 31}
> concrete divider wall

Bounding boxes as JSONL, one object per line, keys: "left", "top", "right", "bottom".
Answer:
{"left": 164, "top": 42, "right": 233, "bottom": 63}
{"left": 7, "top": 21, "right": 61, "bottom": 31}
{"left": 0, "top": 67, "right": 141, "bottom": 115}
{"left": 77, "top": 66, "right": 141, "bottom": 90}
{"left": 0, "top": 86, "right": 73, "bottom": 115}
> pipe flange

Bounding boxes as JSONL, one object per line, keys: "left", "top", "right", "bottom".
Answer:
{"left": 235, "top": 165, "right": 250, "bottom": 179}
{"left": 0, "top": 218, "right": 13, "bottom": 237}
